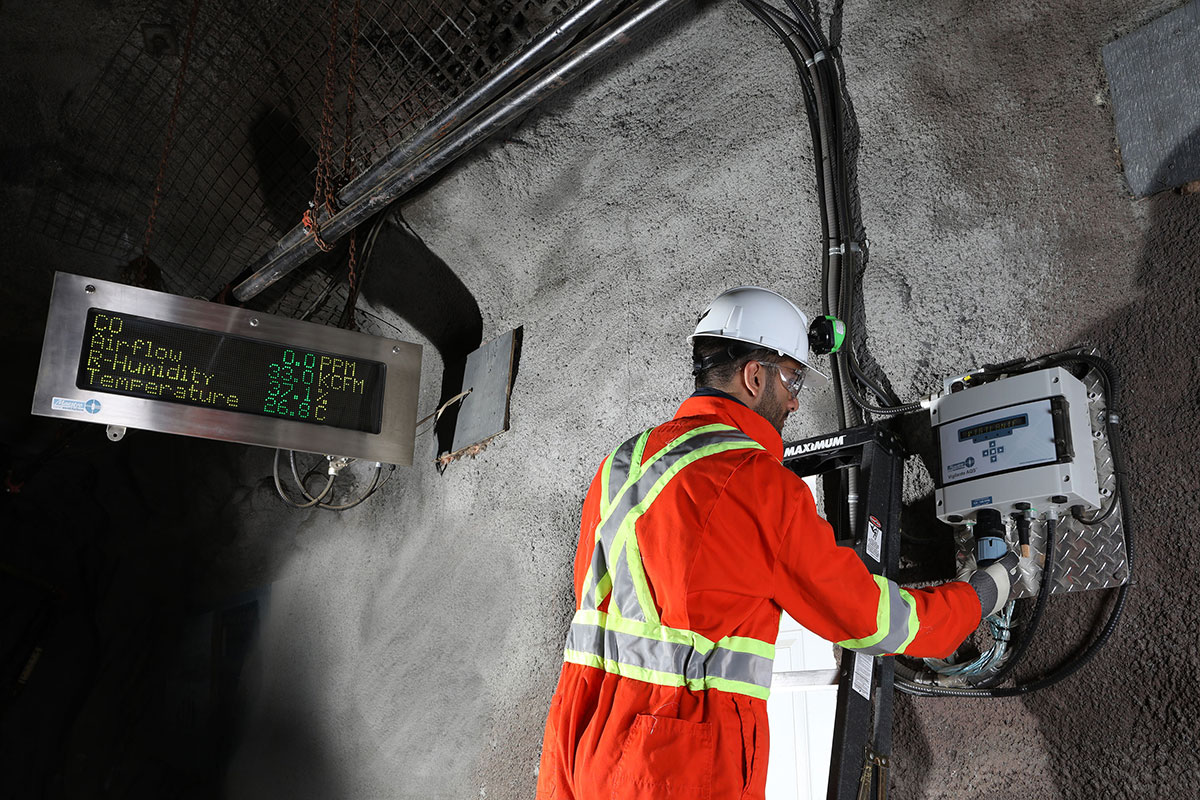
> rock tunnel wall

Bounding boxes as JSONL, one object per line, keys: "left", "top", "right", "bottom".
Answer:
{"left": 1, "top": 0, "right": 1196, "bottom": 798}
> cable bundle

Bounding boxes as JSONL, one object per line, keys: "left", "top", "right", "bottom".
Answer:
{"left": 741, "top": 0, "right": 915, "bottom": 422}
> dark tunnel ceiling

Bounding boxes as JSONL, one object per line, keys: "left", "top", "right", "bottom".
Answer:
{"left": 29, "top": 0, "right": 575, "bottom": 327}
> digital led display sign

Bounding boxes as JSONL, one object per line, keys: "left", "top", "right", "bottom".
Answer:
{"left": 33, "top": 273, "right": 421, "bottom": 464}
{"left": 77, "top": 309, "right": 386, "bottom": 433}
{"left": 957, "top": 413, "right": 1029, "bottom": 443}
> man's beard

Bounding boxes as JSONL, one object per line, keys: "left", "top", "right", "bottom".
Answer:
{"left": 755, "top": 387, "right": 790, "bottom": 434}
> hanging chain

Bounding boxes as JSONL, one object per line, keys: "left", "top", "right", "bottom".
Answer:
{"left": 304, "top": 0, "right": 343, "bottom": 252}
{"left": 341, "top": 0, "right": 363, "bottom": 330}
{"left": 138, "top": 0, "right": 204, "bottom": 286}
{"left": 305, "top": 0, "right": 365, "bottom": 329}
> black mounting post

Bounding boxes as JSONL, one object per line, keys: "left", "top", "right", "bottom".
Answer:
{"left": 782, "top": 423, "right": 906, "bottom": 800}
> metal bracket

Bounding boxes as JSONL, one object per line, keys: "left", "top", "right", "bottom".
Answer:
{"left": 783, "top": 424, "right": 904, "bottom": 800}
{"left": 856, "top": 748, "right": 891, "bottom": 800}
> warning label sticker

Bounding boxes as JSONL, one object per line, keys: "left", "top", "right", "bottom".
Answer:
{"left": 853, "top": 651, "right": 874, "bottom": 699}
{"left": 866, "top": 515, "right": 883, "bottom": 562}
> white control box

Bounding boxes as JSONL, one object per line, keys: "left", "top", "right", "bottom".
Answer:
{"left": 930, "top": 367, "right": 1100, "bottom": 522}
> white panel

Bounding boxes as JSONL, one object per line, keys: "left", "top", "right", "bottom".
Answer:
{"left": 805, "top": 688, "right": 837, "bottom": 799}
{"left": 767, "top": 607, "right": 837, "bottom": 800}
{"left": 765, "top": 690, "right": 799, "bottom": 799}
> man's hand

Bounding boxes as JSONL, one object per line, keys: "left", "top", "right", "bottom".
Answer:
{"left": 963, "top": 551, "right": 1021, "bottom": 618}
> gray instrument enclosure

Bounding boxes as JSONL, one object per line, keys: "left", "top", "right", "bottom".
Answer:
{"left": 931, "top": 367, "right": 1100, "bottom": 522}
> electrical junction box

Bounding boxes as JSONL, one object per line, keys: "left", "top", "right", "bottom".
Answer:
{"left": 930, "top": 367, "right": 1100, "bottom": 523}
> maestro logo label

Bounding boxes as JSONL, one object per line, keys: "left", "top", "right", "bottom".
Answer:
{"left": 52, "top": 397, "right": 103, "bottom": 415}
{"left": 947, "top": 455, "right": 976, "bottom": 473}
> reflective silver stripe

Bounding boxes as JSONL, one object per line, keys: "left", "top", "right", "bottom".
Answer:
{"left": 564, "top": 620, "right": 605, "bottom": 660}
{"left": 845, "top": 580, "right": 917, "bottom": 656}
{"left": 565, "top": 619, "right": 774, "bottom": 691}
{"left": 565, "top": 622, "right": 708, "bottom": 682}
{"left": 704, "top": 646, "right": 775, "bottom": 689}
{"left": 579, "top": 544, "right": 608, "bottom": 611}
{"left": 598, "top": 428, "right": 760, "bottom": 622}
{"left": 606, "top": 435, "right": 639, "bottom": 508}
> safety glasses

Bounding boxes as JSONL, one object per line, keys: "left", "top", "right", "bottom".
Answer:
{"left": 756, "top": 360, "right": 806, "bottom": 398}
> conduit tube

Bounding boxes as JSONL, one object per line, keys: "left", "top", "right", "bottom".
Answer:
{"left": 345, "top": 0, "right": 624, "bottom": 202}
{"left": 233, "top": 0, "right": 684, "bottom": 301}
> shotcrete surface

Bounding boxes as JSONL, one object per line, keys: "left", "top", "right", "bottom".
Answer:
{"left": 1, "top": 0, "right": 1197, "bottom": 798}
{"left": 228, "top": 1, "right": 1197, "bottom": 797}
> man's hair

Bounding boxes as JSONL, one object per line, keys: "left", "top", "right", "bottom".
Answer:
{"left": 693, "top": 337, "right": 779, "bottom": 390}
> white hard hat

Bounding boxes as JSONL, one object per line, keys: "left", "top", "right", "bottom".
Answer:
{"left": 689, "top": 286, "right": 829, "bottom": 389}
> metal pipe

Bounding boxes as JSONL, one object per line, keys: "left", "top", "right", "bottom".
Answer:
{"left": 234, "top": 0, "right": 688, "bottom": 301}
{"left": 343, "top": 0, "right": 626, "bottom": 205}
{"left": 233, "top": 0, "right": 624, "bottom": 302}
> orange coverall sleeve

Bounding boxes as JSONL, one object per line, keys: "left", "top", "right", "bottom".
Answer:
{"left": 771, "top": 468, "right": 982, "bottom": 659}
{"left": 572, "top": 461, "right": 605, "bottom": 605}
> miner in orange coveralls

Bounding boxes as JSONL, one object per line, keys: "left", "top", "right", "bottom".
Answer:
{"left": 536, "top": 287, "right": 1020, "bottom": 800}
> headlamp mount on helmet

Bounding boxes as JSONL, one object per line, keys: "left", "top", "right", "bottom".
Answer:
{"left": 808, "top": 315, "right": 846, "bottom": 356}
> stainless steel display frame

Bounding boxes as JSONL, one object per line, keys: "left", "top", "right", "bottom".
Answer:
{"left": 32, "top": 272, "right": 422, "bottom": 464}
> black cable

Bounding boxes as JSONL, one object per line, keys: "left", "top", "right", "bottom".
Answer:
{"left": 291, "top": 450, "right": 326, "bottom": 502}
{"left": 338, "top": 209, "right": 387, "bottom": 329}
{"left": 273, "top": 448, "right": 335, "bottom": 508}
{"left": 318, "top": 462, "right": 384, "bottom": 510}
{"left": 284, "top": 449, "right": 388, "bottom": 511}
{"left": 1072, "top": 493, "right": 1119, "bottom": 525}
{"left": 971, "top": 516, "right": 1057, "bottom": 689}
{"left": 783, "top": 8, "right": 891, "bottom": 417}
{"left": 741, "top": 0, "right": 925, "bottom": 421}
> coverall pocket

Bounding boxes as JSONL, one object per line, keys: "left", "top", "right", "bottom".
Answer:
{"left": 535, "top": 695, "right": 564, "bottom": 799}
{"left": 611, "top": 713, "right": 715, "bottom": 800}
{"left": 733, "top": 695, "right": 768, "bottom": 799}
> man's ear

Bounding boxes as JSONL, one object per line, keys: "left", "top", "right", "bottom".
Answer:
{"left": 740, "top": 360, "right": 764, "bottom": 399}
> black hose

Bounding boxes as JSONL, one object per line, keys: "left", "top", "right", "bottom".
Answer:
{"left": 972, "top": 516, "right": 1056, "bottom": 689}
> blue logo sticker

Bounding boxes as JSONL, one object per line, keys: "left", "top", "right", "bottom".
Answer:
{"left": 971, "top": 496, "right": 993, "bottom": 508}
{"left": 52, "top": 397, "right": 102, "bottom": 415}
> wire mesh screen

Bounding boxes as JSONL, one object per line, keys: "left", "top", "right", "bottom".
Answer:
{"left": 31, "top": 0, "right": 575, "bottom": 323}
